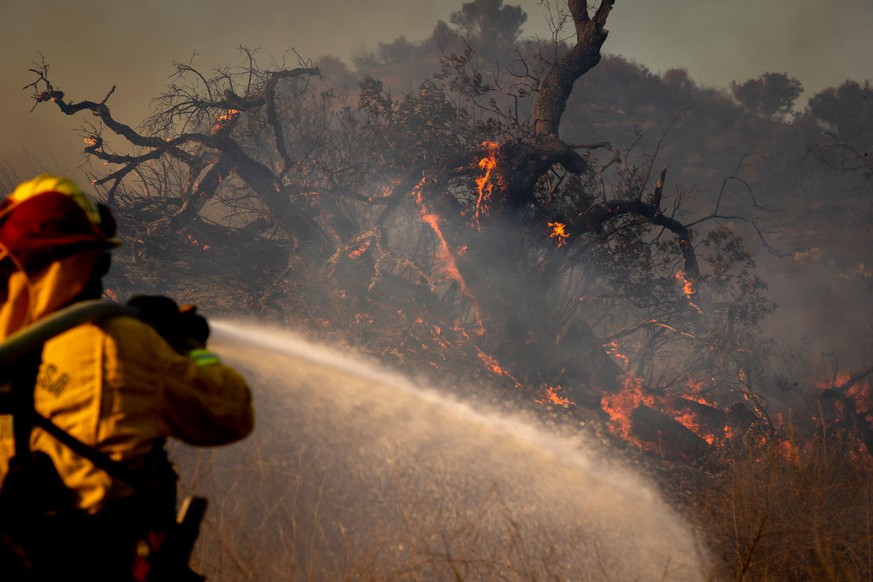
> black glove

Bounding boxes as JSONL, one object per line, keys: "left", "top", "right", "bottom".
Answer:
{"left": 178, "top": 304, "right": 210, "bottom": 348}
{"left": 127, "top": 295, "right": 210, "bottom": 353}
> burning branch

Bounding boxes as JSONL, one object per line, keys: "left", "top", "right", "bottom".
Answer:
{"left": 675, "top": 270, "right": 703, "bottom": 313}
{"left": 473, "top": 141, "right": 501, "bottom": 227}
{"left": 820, "top": 367, "right": 873, "bottom": 397}
{"left": 413, "top": 178, "right": 484, "bottom": 332}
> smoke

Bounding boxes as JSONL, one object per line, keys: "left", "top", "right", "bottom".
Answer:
{"left": 176, "top": 321, "right": 710, "bottom": 580}
{"left": 761, "top": 249, "right": 873, "bottom": 370}
{"left": 3, "top": 0, "right": 871, "bottom": 188}
{"left": 603, "top": 0, "right": 873, "bottom": 95}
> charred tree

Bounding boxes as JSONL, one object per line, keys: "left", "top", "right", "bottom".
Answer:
{"left": 25, "top": 56, "right": 324, "bottom": 252}
{"left": 21, "top": 1, "right": 800, "bottom": 462}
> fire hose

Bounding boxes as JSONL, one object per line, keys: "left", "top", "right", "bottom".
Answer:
{"left": 0, "top": 300, "right": 138, "bottom": 369}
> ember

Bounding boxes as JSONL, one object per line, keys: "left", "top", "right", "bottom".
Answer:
{"left": 675, "top": 271, "right": 702, "bottom": 313}
{"left": 475, "top": 347, "right": 522, "bottom": 388}
{"left": 548, "top": 222, "right": 570, "bottom": 247}
{"left": 348, "top": 241, "right": 371, "bottom": 259}
{"left": 211, "top": 108, "right": 240, "bottom": 133}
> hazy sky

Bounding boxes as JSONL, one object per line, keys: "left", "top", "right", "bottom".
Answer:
{"left": 2, "top": 0, "right": 871, "bottom": 182}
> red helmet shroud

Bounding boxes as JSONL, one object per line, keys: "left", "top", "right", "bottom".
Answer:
{"left": 0, "top": 191, "right": 118, "bottom": 273}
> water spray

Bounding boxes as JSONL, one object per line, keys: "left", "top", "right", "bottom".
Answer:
{"left": 179, "top": 320, "right": 710, "bottom": 580}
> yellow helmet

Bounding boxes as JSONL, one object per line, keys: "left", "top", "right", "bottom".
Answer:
{"left": 9, "top": 174, "right": 104, "bottom": 227}
{"left": 1, "top": 173, "right": 119, "bottom": 272}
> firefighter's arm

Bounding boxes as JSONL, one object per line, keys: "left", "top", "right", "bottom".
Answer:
{"left": 113, "top": 318, "right": 254, "bottom": 446}
{"left": 162, "top": 350, "right": 255, "bottom": 446}
{"left": 122, "top": 298, "right": 254, "bottom": 445}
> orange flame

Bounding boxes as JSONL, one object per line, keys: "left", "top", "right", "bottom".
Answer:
{"left": 669, "top": 404, "right": 720, "bottom": 445}
{"left": 348, "top": 240, "right": 371, "bottom": 259}
{"left": 605, "top": 341, "right": 630, "bottom": 370}
{"left": 817, "top": 370, "right": 873, "bottom": 415}
{"left": 536, "top": 384, "right": 575, "bottom": 407}
{"left": 477, "top": 350, "right": 507, "bottom": 376}
{"left": 775, "top": 439, "right": 800, "bottom": 464}
{"left": 475, "top": 347, "right": 522, "bottom": 388}
{"left": 212, "top": 108, "right": 240, "bottom": 133}
{"left": 682, "top": 379, "right": 718, "bottom": 407}
{"left": 179, "top": 231, "right": 210, "bottom": 251}
{"left": 548, "top": 222, "right": 570, "bottom": 247}
{"left": 102, "top": 288, "right": 119, "bottom": 302}
{"left": 675, "top": 271, "right": 702, "bottom": 313}
{"left": 413, "top": 178, "right": 484, "bottom": 332}
{"left": 473, "top": 141, "right": 500, "bottom": 227}
{"left": 601, "top": 372, "right": 729, "bottom": 448}
{"left": 601, "top": 375, "right": 655, "bottom": 441}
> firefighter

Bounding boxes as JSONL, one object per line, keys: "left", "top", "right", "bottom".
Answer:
{"left": 0, "top": 174, "right": 255, "bottom": 580}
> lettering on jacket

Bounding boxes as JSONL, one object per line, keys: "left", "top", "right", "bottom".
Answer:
{"left": 37, "top": 364, "right": 70, "bottom": 397}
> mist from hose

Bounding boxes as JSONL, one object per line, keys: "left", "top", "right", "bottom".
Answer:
{"left": 178, "top": 320, "right": 710, "bottom": 580}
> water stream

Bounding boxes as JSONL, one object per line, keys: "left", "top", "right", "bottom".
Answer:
{"left": 177, "top": 321, "right": 710, "bottom": 580}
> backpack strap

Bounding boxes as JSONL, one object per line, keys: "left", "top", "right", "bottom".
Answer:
{"left": 7, "top": 349, "right": 151, "bottom": 494}
{"left": 1, "top": 301, "right": 149, "bottom": 490}
{"left": 8, "top": 350, "right": 41, "bottom": 468}
{"left": 32, "top": 409, "right": 151, "bottom": 490}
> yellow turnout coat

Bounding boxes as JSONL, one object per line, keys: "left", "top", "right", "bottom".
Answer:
{"left": 0, "top": 253, "right": 254, "bottom": 514}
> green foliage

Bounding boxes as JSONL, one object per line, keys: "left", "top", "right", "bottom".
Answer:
{"left": 730, "top": 72, "right": 804, "bottom": 120}
{"left": 807, "top": 80, "right": 873, "bottom": 138}
{"left": 804, "top": 80, "right": 873, "bottom": 179}
{"left": 450, "top": 0, "right": 527, "bottom": 48}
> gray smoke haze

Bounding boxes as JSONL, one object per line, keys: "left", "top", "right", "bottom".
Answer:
{"left": 1, "top": 0, "right": 871, "bottom": 185}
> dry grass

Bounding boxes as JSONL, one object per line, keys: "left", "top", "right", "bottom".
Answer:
{"left": 172, "top": 421, "right": 873, "bottom": 581}
{"left": 682, "top": 434, "right": 873, "bottom": 581}
{"left": 180, "top": 447, "right": 623, "bottom": 581}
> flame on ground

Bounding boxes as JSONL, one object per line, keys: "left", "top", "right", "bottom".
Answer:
{"left": 348, "top": 240, "right": 371, "bottom": 259}
{"left": 474, "top": 347, "right": 522, "bottom": 388}
{"left": 536, "top": 385, "right": 575, "bottom": 408}
{"left": 604, "top": 341, "right": 630, "bottom": 369}
{"left": 601, "top": 375, "right": 655, "bottom": 448}
{"left": 600, "top": 344, "right": 732, "bottom": 450}
{"left": 412, "top": 178, "right": 484, "bottom": 332}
